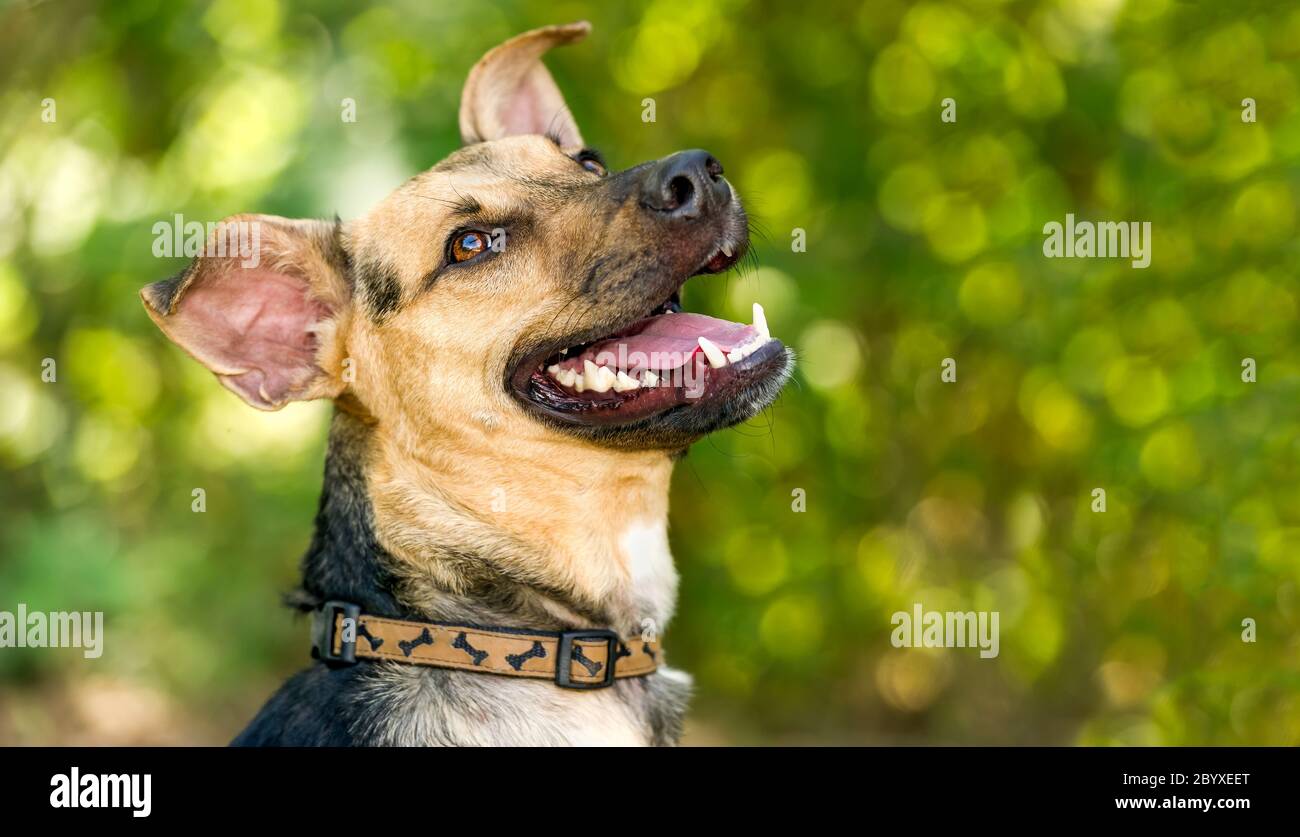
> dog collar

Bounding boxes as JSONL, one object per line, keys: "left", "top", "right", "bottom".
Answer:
{"left": 309, "top": 601, "right": 660, "bottom": 690}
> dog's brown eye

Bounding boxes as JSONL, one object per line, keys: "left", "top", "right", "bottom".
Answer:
{"left": 451, "top": 230, "right": 489, "bottom": 263}
{"left": 577, "top": 152, "right": 607, "bottom": 177}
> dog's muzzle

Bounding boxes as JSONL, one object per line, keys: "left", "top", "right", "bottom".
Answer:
{"left": 310, "top": 601, "right": 660, "bottom": 690}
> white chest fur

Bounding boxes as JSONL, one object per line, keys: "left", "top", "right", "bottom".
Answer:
{"left": 618, "top": 519, "right": 678, "bottom": 629}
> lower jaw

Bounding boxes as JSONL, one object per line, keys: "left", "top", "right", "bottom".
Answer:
{"left": 513, "top": 339, "right": 789, "bottom": 428}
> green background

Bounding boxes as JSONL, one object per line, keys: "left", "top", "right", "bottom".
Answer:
{"left": 1, "top": 0, "right": 1298, "bottom": 744}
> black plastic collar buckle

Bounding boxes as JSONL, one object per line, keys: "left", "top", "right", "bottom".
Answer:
{"left": 555, "top": 629, "right": 620, "bottom": 689}
{"left": 311, "top": 600, "right": 361, "bottom": 666}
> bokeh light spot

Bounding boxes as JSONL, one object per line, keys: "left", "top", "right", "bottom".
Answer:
{"left": 1140, "top": 422, "right": 1203, "bottom": 490}
{"left": 799, "top": 320, "right": 863, "bottom": 391}
{"left": 1105, "top": 357, "right": 1170, "bottom": 427}
{"left": 959, "top": 262, "right": 1023, "bottom": 326}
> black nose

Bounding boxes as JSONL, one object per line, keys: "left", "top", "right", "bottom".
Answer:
{"left": 641, "top": 150, "right": 730, "bottom": 219}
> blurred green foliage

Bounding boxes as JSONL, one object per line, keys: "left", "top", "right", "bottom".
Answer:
{"left": 1, "top": 0, "right": 1299, "bottom": 744}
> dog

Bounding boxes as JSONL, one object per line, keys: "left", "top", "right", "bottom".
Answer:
{"left": 140, "top": 21, "right": 792, "bottom": 746}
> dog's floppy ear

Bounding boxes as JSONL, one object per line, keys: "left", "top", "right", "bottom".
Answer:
{"left": 140, "top": 215, "right": 352, "bottom": 411}
{"left": 459, "top": 21, "right": 589, "bottom": 146}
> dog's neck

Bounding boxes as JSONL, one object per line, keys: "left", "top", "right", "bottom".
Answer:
{"left": 298, "top": 408, "right": 679, "bottom": 638}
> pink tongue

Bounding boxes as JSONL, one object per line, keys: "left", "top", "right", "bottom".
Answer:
{"left": 581, "top": 313, "right": 756, "bottom": 371}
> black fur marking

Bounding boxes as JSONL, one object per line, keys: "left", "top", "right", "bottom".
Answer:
{"left": 504, "top": 640, "right": 546, "bottom": 671}
{"left": 447, "top": 196, "right": 482, "bottom": 216}
{"left": 232, "top": 412, "right": 692, "bottom": 746}
{"left": 232, "top": 665, "right": 385, "bottom": 746}
{"left": 143, "top": 265, "right": 193, "bottom": 314}
{"left": 398, "top": 627, "right": 434, "bottom": 657}
{"left": 570, "top": 644, "right": 603, "bottom": 677}
{"left": 452, "top": 631, "right": 488, "bottom": 666}
{"left": 297, "top": 414, "right": 406, "bottom": 617}
{"left": 325, "top": 215, "right": 353, "bottom": 286}
{"left": 580, "top": 254, "right": 611, "bottom": 296}
{"left": 354, "top": 257, "right": 402, "bottom": 321}
{"left": 357, "top": 623, "right": 384, "bottom": 651}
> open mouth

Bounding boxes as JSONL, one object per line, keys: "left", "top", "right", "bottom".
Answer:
{"left": 509, "top": 243, "right": 789, "bottom": 427}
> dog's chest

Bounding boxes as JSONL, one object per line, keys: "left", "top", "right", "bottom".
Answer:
{"left": 364, "top": 665, "right": 690, "bottom": 746}
{"left": 358, "top": 522, "right": 687, "bottom": 746}
{"left": 617, "top": 519, "right": 678, "bottom": 628}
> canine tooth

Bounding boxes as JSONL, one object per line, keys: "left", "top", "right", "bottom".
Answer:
{"left": 614, "top": 371, "right": 640, "bottom": 392}
{"left": 641, "top": 370, "right": 659, "bottom": 387}
{"left": 697, "top": 336, "right": 728, "bottom": 369}
{"left": 721, "top": 242, "right": 733, "bottom": 258}
{"left": 752, "top": 302, "right": 770, "bottom": 341}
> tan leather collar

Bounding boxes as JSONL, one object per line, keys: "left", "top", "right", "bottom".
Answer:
{"left": 310, "top": 601, "right": 660, "bottom": 689}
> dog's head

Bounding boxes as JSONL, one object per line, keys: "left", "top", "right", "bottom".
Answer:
{"left": 142, "top": 22, "right": 792, "bottom": 455}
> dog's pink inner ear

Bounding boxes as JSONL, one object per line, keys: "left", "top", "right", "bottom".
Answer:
{"left": 459, "top": 22, "right": 589, "bottom": 146}
{"left": 500, "top": 68, "right": 581, "bottom": 146}
{"left": 142, "top": 215, "right": 350, "bottom": 411}
{"left": 168, "top": 266, "right": 334, "bottom": 410}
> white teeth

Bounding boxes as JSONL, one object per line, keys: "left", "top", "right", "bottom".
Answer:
{"left": 577, "top": 359, "right": 616, "bottom": 393}
{"left": 582, "top": 359, "right": 612, "bottom": 393}
{"left": 546, "top": 301, "right": 776, "bottom": 395}
{"left": 721, "top": 243, "right": 733, "bottom": 258}
{"left": 559, "top": 347, "right": 569, "bottom": 357}
{"left": 698, "top": 336, "right": 728, "bottom": 369}
{"left": 551, "top": 361, "right": 645, "bottom": 394}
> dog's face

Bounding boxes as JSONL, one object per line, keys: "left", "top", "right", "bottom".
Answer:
{"left": 142, "top": 22, "right": 791, "bottom": 455}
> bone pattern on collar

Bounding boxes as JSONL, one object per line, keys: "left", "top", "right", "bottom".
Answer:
{"left": 329, "top": 610, "right": 660, "bottom": 685}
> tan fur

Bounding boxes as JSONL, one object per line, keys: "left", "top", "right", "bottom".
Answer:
{"left": 142, "top": 22, "right": 795, "bottom": 745}
{"left": 145, "top": 20, "right": 770, "bottom": 665}
{"left": 341, "top": 150, "right": 678, "bottom": 627}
